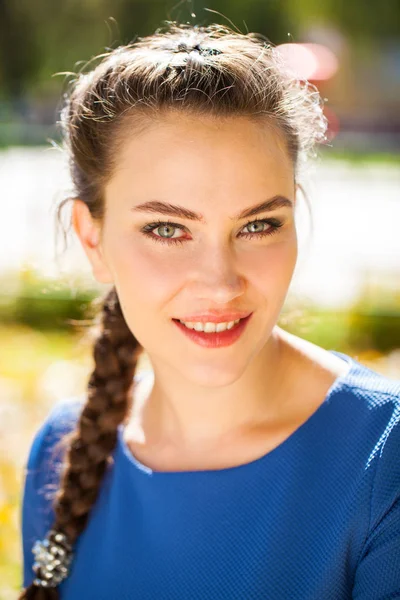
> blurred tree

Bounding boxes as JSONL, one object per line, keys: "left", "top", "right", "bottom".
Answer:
{"left": 198, "top": 0, "right": 293, "bottom": 43}
{"left": 0, "top": 0, "right": 398, "bottom": 102}
{"left": 285, "top": 0, "right": 400, "bottom": 41}
{"left": 0, "top": 0, "right": 40, "bottom": 102}
{"left": 113, "top": 0, "right": 171, "bottom": 43}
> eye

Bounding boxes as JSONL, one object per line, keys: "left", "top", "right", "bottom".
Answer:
{"left": 239, "top": 218, "right": 283, "bottom": 239}
{"left": 141, "top": 217, "right": 284, "bottom": 245}
{"left": 141, "top": 220, "right": 187, "bottom": 245}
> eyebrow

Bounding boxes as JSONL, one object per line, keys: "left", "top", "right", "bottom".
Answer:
{"left": 131, "top": 195, "right": 292, "bottom": 222}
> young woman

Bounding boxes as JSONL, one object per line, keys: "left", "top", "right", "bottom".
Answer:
{"left": 19, "top": 21, "right": 400, "bottom": 599}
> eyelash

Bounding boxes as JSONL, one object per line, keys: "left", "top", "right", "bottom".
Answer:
{"left": 141, "top": 218, "right": 284, "bottom": 245}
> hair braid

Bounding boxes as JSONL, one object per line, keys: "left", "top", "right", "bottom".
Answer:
{"left": 19, "top": 287, "right": 142, "bottom": 598}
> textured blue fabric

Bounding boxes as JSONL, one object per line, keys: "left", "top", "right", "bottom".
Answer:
{"left": 20, "top": 351, "right": 400, "bottom": 599}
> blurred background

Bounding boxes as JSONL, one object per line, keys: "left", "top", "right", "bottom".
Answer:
{"left": 0, "top": 0, "right": 399, "bottom": 596}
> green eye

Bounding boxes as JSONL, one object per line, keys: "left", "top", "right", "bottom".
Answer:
{"left": 141, "top": 218, "right": 284, "bottom": 245}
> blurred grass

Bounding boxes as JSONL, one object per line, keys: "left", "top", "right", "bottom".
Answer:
{"left": 0, "top": 267, "right": 399, "bottom": 596}
{"left": 0, "top": 124, "right": 59, "bottom": 149}
{"left": 0, "top": 323, "right": 90, "bottom": 597}
{"left": 319, "top": 147, "right": 400, "bottom": 165}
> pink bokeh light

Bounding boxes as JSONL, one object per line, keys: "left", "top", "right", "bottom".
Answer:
{"left": 276, "top": 43, "right": 339, "bottom": 81}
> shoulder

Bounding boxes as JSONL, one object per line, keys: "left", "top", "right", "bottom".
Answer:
{"left": 24, "top": 370, "right": 147, "bottom": 477}
{"left": 332, "top": 351, "right": 400, "bottom": 443}
{"left": 335, "top": 351, "right": 400, "bottom": 432}
{"left": 333, "top": 353, "right": 400, "bottom": 521}
{"left": 24, "top": 395, "right": 85, "bottom": 493}
{"left": 280, "top": 329, "right": 400, "bottom": 453}
{"left": 341, "top": 359, "right": 400, "bottom": 595}
{"left": 21, "top": 395, "right": 85, "bottom": 587}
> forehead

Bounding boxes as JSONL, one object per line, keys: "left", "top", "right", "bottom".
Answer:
{"left": 106, "top": 112, "right": 294, "bottom": 205}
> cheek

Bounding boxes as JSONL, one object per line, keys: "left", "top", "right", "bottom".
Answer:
{"left": 108, "top": 236, "right": 184, "bottom": 312}
{"left": 244, "top": 235, "right": 298, "bottom": 294}
{"left": 106, "top": 241, "right": 182, "bottom": 350}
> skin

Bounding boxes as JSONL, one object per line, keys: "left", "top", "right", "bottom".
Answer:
{"left": 72, "top": 111, "right": 349, "bottom": 471}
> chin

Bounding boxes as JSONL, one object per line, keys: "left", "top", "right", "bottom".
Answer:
{"left": 181, "top": 357, "right": 250, "bottom": 388}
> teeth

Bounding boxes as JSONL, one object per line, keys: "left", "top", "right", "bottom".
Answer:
{"left": 180, "top": 319, "right": 241, "bottom": 332}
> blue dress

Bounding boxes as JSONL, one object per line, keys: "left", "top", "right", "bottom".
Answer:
{"left": 21, "top": 351, "right": 400, "bottom": 599}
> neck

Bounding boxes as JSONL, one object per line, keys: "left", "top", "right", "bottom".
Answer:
{"left": 127, "top": 326, "right": 293, "bottom": 451}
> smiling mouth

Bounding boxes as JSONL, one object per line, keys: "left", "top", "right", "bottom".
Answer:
{"left": 171, "top": 313, "right": 252, "bottom": 348}
{"left": 173, "top": 318, "right": 243, "bottom": 333}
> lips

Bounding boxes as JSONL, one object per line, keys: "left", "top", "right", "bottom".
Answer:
{"left": 172, "top": 313, "right": 253, "bottom": 348}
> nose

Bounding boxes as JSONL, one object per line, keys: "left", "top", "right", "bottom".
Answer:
{"left": 189, "top": 244, "right": 246, "bottom": 304}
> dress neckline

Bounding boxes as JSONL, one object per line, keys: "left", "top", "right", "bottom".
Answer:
{"left": 117, "top": 351, "right": 357, "bottom": 477}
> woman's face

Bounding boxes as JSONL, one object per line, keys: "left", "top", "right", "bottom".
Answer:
{"left": 79, "top": 112, "right": 298, "bottom": 386}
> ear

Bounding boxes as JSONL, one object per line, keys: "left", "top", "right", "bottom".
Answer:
{"left": 72, "top": 199, "right": 114, "bottom": 284}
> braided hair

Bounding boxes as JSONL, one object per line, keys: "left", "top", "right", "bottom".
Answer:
{"left": 20, "top": 20, "right": 327, "bottom": 598}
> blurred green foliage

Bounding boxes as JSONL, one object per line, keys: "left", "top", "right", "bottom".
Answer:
{"left": 1, "top": 0, "right": 399, "bottom": 101}
{"left": 0, "top": 123, "right": 58, "bottom": 148}
{"left": 1, "top": 266, "right": 399, "bottom": 352}
{"left": 319, "top": 148, "right": 400, "bottom": 166}
{"left": 284, "top": 305, "right": 400, "bottom": 355}
{"left": 0, "top": 269, "right": 97, "bottom": 330}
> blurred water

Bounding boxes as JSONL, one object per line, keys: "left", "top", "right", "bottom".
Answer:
{"left": 1, "top": 146, "right": 399, "bottom": 308}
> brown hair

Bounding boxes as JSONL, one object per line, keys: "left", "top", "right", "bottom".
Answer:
{"left": 20, "top": 20, "right": 326, "bottom": 598}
